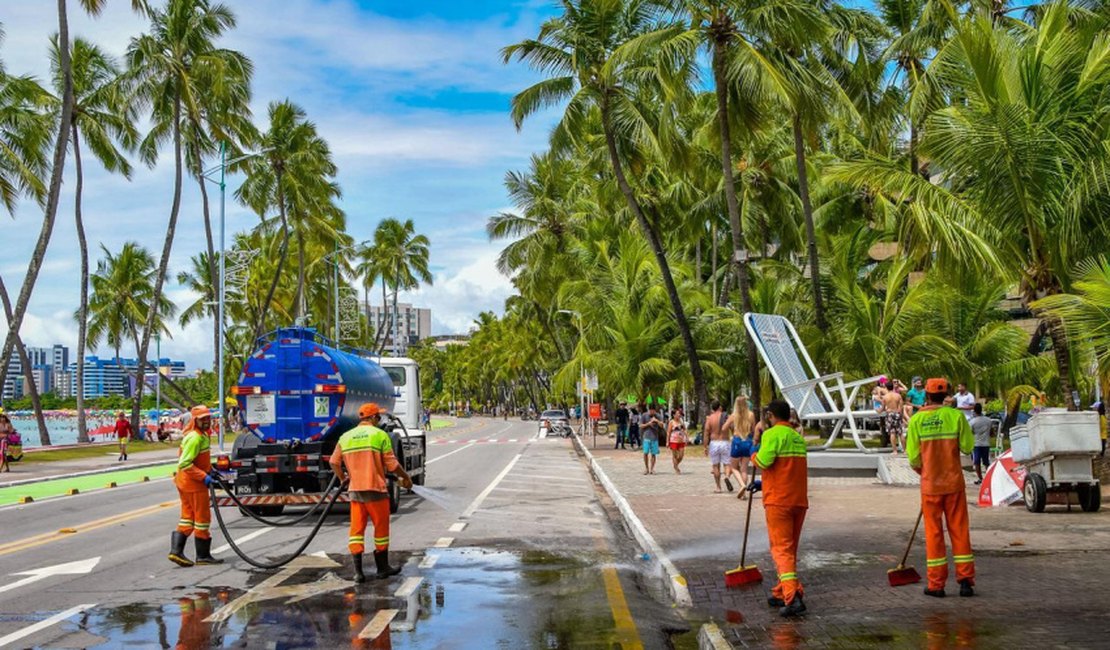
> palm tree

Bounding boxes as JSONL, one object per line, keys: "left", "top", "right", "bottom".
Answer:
{"left": 50, "top": 37, "right": 137, "bottom": 442}
{"left": 125, "top": 0, "right": 245, "bottom": 426}
{"left": 86, "top": 242, "right": 175, "bottom": 389}
{"left": 370, "top": 218, "right": 431, "bottom": 356}
{"left": 0, "top": 276, "right": 52, "bottom": 445}
{"left": 503, "top": 0, "right": 712, "bottom": 417}
{"left": 236, "top": 100, "right": 339, "bottom": 337}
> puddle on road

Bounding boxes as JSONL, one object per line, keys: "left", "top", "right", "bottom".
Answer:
{"left": 36, "top": 547, "right": 685, "bottom": 649}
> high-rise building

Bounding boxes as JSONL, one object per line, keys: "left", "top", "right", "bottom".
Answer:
{"left": 2, "top": 355, "right": 22, "bottom": 400}
{"left": 67, "top": 356, "right": 189, "bottom": 399}
{"left": 52, "top": 344, "right": 69, "bottom": 374}
{"left": 366, "top": 302, "right": 432, "bottom": 356}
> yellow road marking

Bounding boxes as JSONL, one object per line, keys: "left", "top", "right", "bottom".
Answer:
{"left": 0, "top": 501, "right": 176, "bottom": 557}
{"left": 601, "top": 564, "right": 643, "bottom": 649}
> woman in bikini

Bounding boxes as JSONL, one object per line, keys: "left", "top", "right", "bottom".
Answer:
{"left": 667, "top": 407, "right": 688, "bottom": 474}
{"left": 724, "top": 396, "right": 756, "bottom": 498}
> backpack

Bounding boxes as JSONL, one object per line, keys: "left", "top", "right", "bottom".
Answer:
{"left": 5, "top": 432, "right": 23, "bottom": 462}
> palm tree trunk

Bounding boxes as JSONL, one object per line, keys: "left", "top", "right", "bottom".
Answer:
{"left": 373, "top": 279, "right": 387, "bottom": 354}
{"left": 293, "top": 229, "right": 306, "bottom": 319}
{"left": 711, "top": 221, "right": 718, "bottom": 303}
{"left": 1046, "top": 314, "right": 1075, "bottom": 409}
{"left": 0, "top": 276, "right": 51, "bottom": 445}
{"left": 253, "top": 178, "right": 290, "bottom": 341}
{"left": 0, "top": 0, "right": 74, "bottom": 393}
{"left": 131, "top": 90, "right": 184, "bottom": 430}
{"left": 713, "top": 43, "right": 762, "bottom": 403}
{"left": 599, "top": 101, "right": 709, "bottom": 420}
{"left": 792, "top": 113, "right": 827, "bottom": 331}
{"left": 73, "top": 123, "right": 90, "bottom": 442}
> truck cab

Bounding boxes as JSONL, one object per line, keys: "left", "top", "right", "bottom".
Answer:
{"left": 378, "top": 357, "right": 423, "bottom": 433}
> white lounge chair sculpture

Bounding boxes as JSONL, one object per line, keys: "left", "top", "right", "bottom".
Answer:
{"left": 744, "top": 312, "right": 887, "bottom": 453}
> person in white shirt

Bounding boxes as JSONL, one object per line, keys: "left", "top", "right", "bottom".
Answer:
{"left": 955, "top": 383, "right": 976, "bottom": 422}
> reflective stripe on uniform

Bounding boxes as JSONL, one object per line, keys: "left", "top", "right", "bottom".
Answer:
{"left": 778, "top": 572, "right": 797, "bottom": 581}
{"left": 926, "top": 557, "right": 948, "bottom": 567}
{"left": 373, "top": 536, "right": 389, "bottom": 544}
{"left": 953, "top": 554, "right": 974, "bottom": 564}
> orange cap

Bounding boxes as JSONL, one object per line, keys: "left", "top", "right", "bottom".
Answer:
{"left": 358, "top": 403, "right": 382, "bottom": 419}
{"left": 191, "top": 405, "right": 212, "bottom": 419}
{"left": 925, "top": 378, "right": 949, "bottom": 394}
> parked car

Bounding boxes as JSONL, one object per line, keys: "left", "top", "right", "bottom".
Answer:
{"left": 538, "top": 409, "right": 571, "bottom": 437}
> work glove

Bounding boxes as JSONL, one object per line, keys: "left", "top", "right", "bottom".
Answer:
{"left": 204, "top": 474, "right": 215, "bottom": 487}
{"left": 747, "top": 479, "right": 762, "bottom": 493}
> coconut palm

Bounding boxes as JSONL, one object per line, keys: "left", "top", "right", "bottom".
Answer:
{"left": 370, "top": 218, "right": 431, "bottom": 356}
{"left": 503, "top": 0, "right": 712, "bottom": 416}
{"left": 123, "top": 0, "right": 247, "bottom": 426}
{"left": 0, "top": 276, "right": 51, "bottom": 445}
{"left": 49, "top": 37, "right": 137, "bottom": 442}
{"left": 236, "top": 99, "right": 339, "bottom": 337}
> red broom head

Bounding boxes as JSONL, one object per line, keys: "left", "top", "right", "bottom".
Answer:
{"left": 887, "top": 566, "right": 922, "bottom": 587}
{"left": 724, "top": 565, "right": 763, "bottom": 588}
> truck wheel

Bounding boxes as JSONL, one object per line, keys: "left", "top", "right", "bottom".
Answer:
{"left": 1023, "top": 474, "right": 1047, "bottom": 513}
{"left": 1078, "top": 483, "right": 1101, "bottom": 512}
{"left": 388, "top": 478, "right": 401, "bottom": 514}
{"left": 413, "top": 470, "right": 425, "bottom": 487}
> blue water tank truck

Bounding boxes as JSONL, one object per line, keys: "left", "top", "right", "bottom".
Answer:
{"left": 215, "top": 327, "right": 426, "bottom": 515}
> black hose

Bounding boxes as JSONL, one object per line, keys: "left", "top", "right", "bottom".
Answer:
{"left": 219, "top": 475, "right": 340, "bottom": 527}
{"left": 209, "top": 476, "right": 345, "bottom": 570}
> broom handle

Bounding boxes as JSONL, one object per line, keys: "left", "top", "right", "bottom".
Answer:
{"left": 898, "top": 509, "right": 923, "bottom": 568}
{"left": 739, "top": 466, "right": 757, "bottom": 566}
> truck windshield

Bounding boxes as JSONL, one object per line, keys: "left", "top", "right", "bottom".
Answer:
{"left": 384, "top": 367, "right": 406, "bottom": 387}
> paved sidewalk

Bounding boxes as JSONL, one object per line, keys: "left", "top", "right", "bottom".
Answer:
{"left": 0, "top": 446, "right": 182, "bottom": 488}
{"left": 591, "top": 445, "right": 1110, "bottom": 648}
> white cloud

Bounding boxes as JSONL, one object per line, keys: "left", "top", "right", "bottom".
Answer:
{"left": 399, "top": 241, "right": 513, "bottom": 335}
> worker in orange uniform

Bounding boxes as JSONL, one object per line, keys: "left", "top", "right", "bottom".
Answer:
{"left": 752, "top": 399, "right": 809, "bottom": 617}
{"left": 330, "top": 403, "right": 413, "bottom": 583}
{"left": 905, "top": 378, "right": 976, "bottom": 598}
{"left": 168, "top": 405, "right": 223, "bottom": 567}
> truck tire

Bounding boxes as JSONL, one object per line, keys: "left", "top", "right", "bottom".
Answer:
{"left": 1078, "top": 483, "right": 1101, "bottom": 512}
{"left": 230, "top": 435, "right": 284, "bottom": 516}
{"left": 1023, "top": 474, "right": 1047, "bottom": 513}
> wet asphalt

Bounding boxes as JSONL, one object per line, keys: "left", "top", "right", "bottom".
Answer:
{"left": 0, "top": 418, "right": 693, "bottom": 649}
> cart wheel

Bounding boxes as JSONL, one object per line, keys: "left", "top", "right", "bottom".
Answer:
{"left": 1078, "top": 483, "right": 1101, "bottom": 513}
{"left": 1023, "top": 474, "right": 1047, "bottom": 513}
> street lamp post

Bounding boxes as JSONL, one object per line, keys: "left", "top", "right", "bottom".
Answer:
{"left": 323, "top": 239, "right": 371, "bottom": 345}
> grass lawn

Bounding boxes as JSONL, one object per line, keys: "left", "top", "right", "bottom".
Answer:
{"left": 429, "top": 418, "right": 454, "bottom": 430}
{"left": 0, "top": 462, "right": 177, "bottom": 506}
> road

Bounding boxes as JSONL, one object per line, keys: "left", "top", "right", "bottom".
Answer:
{"left": 0, "top": 418, "right": 691, "bottom": 649}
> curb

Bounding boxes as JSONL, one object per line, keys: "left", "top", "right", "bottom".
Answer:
{"left": 698, "top": 622, "right": 733, "bottom": 650}
{"left": 0, "top": 458, "right": 175, "bottom": 489}
{"left": 571, "top": 432, "right": 693, "bottom": 609}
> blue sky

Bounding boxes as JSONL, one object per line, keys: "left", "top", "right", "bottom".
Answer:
{"left": 0, "top": 1, "right": 560, "bottom": 371}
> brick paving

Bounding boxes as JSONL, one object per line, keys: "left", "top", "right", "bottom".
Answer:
{"left": 591, "top": 445, "right": 1110, "bottom": 648}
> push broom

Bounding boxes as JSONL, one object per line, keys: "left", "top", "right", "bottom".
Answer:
{"left": 724, "top": 467, "right": 762, "bottom": 588}
{"left": 888, "top": 510, "right": 923, "bottom": 586}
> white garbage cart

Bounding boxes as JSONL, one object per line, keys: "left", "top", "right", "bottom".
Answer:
{"left": 1012, "top": 409, "right": 1101, "bottom": 513}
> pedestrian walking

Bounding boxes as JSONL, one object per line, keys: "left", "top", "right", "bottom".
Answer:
{"left": 614, "top": 402, "right": 630, "bottom": 449}
{"left": 168, "top": 405, "right": 222, "bottom": 567}
{"left": 667, "top": 407, "right": 688, "bottom": 474}
{"left": 329, "top": 403, "right": 413, "bottom": 583}
{"left": 753, "top": 399, "right": 809, "bottom": 617}
{"left": 0, "top": 414, "right": 12, "bottom": 473}
{"left": 724, "top": 396, "right": 756, "bottom": 498}
{"left": 114, "top": 411, "right": 132, "bottom": 461}
{"left": 906, "top": 378, "right": 976, "bottom": 598}
{"left": 969, "top": 403, "right": 993, "bottom": 484}
{"left": 628, "top": 404, "right": 641, "bottom": 449}
{"left": 703, "top": 400, "right": 731, "bottom": 493}
{"left": 639, "top": 404, "right": 664, "bottom": 475}
{"left": 954, "top": 383, "right": 976, "bottom": 422}
{"left": 880, "top": 382, "right": 906, "bottom": 454}
{"left": 1098, "top": 402, "right": 1107, "bottom": 457}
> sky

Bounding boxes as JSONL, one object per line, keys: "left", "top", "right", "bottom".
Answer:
{"left": 0, "top": 0, "right": 559, "bottom": 371}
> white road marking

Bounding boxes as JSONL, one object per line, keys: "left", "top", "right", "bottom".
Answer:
{"left": 359, "top": 609, "right": 398, "bottom": 639}
{"left": 433, "top": 537, "right": 454, "bottom": 548}
{"left": 426, "top": 442, "right": 476, "bottom": 465}
{"left": 461, "top": 453, "right": 522, "bottom": 519}
{"left": 212, "top": 527, "right": 272, "bottom": 555}
{"left": 0, "top": 557, "right": 100, "bottom": 595}
{"left": 205, "top": 555, "right": 340, "bottom": 623}
{"left": 0, "top": 603, "right": 96, "bottom": 648}
{"left": 448, "top": 522, "right": 467, "bottom": 532}
{"left": 393, "top": 576, "right": 424, "bottom": 599}
{"left": 419, "top": 555, "right": 439, "bottom": 569}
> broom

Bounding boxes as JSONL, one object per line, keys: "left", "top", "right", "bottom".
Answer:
{"left": 724, "top": 467, "right": 762, "bottom": 588}
{"left": 887, "top": 510, "right": 923, "bottom": 586}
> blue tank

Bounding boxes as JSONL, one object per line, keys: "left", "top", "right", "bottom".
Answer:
{"left": 235, "top": 327, "right": 396, "bottom": 444}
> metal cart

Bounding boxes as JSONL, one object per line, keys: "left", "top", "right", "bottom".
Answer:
{"left": 1012, "top": 410, "right": 1101, "bottom": 513}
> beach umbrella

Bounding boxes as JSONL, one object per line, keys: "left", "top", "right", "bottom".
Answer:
{"left": 977, "top": 450, "right": 1027, "bottom": 507}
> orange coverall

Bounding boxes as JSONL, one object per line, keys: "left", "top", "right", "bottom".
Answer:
{"left": 330, "top": 424, "right": 401, "bottom": 554}
{"left": 906, "top": 405, "right": 976, "bottom": 590}
{"left": 175, "top": 426, "right": 213, "bottom": 540}
{"left": 753, "top": 424, "right": 809, "bottom": 604}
